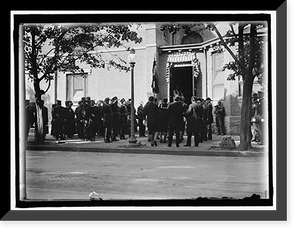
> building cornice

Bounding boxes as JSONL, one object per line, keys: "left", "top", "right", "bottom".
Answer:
{"left": 158, "top": 31, "right": 267, "bottom": 53}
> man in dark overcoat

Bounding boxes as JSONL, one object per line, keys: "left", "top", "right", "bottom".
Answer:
{"left": 184, "top": 96, "right": 202, "bottom": 147}
{"left": 75, "top": 100, "right": 85, "bottom": 139}
{"left": 167, "top": 96, "right": 185, "bottom": 147}
{"left": 143, "top": 96, "right": 159, "bottom": 146}
{"left": 64, "top": 101, "right": 76, "bottom": 138}
{"left": 52, "top": 100, "right": 65, "bottom": 140}
{"left": 85, "top": 100, "right": 98, "bottom": 141}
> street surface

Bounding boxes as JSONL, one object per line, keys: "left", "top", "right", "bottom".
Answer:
{"left": 25, "top": 150, "right": 269, "bottom": 200}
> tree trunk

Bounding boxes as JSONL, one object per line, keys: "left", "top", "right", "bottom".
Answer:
{"left": 35, "top": 102, "right": 44, "bottom": 142}
{"left": 33, "top": 78, "right": 44, "bottom": 142}
{"left": 239, "top": 73, "right": 254, "bottom": 151}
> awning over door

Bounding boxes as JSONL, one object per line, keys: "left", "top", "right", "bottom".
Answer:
{"left": 167, "top": 52, "right": 196, "bottom": 63}
{"left": 165, "top": 52, "right": 200, "bottom": 84}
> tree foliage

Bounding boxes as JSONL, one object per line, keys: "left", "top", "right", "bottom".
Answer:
{"left": 220, "top": 23, "right": 266, "bottom": 86}
{"left": 24, "top": 23, "right": 143, "bottom": 97}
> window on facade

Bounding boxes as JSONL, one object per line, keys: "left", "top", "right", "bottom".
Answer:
{"left": 66, "top": 73, "right": 87, "bottom": 104}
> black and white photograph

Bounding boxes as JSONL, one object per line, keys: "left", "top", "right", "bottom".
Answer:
{"left": 6, "top": 6, "right": 288, "bottom": 222}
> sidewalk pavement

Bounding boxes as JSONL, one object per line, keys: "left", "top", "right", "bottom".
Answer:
{"left": 26, "top": 129, "right": 266, "bottom": 157}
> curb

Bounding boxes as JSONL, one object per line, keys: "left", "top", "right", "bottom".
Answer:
{"left": 26, "top": 144, "right": 266, "bottom": 157}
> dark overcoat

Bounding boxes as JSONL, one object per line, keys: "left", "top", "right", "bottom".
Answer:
{"left": 167, "top": 101, "right": 184, "bottom": 128}
{"left": 143, "top": 102, "right": 159, "bottom": 124}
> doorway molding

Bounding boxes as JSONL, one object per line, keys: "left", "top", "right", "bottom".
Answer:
{"left": 165, "top": 51, "right": 200, "bottom": 102}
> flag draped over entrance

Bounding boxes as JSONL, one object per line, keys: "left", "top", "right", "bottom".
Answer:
{"left": 151, "top": 58, "right": 159, "bottom": 94}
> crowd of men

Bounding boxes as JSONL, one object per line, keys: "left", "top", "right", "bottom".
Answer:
{"left": 143, "top": 95, "right": 217, "bottom": 147}
{"left": 26, "top": 91, "right": 267, "bottom": 146}
{"left": 26, "top": 95, "right": 226, "bottom": 147}
{"left": 50, "top": 96, "right": 135, "bottom": 142}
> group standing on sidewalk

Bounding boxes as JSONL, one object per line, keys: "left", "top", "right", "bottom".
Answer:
{"left": 26, "top": 94, "right": 229, "bottom": 147}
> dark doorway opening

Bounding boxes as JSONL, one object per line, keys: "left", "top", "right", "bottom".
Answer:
{"left": 170, "top": 66, "right": 193, "bottom": 105}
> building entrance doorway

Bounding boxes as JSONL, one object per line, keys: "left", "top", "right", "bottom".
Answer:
{"left": 170, "top": 66, "right": 193, "bottom": 105}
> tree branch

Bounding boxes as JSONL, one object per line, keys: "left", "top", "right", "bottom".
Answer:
{"left": 211, "top": 24, "right": 246, "bottom": 72}
{"left": 230, "top": 24, "right": 237, "bottom": 38}
{"left": 37, "top": 47, "right": 55, "bottom": 67}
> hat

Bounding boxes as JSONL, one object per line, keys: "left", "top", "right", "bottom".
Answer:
{"left": 111, "top": 96, "right": 118, "bottom": 102}
{"left": 206, "top": 97, "right": 211, "bottom": 101}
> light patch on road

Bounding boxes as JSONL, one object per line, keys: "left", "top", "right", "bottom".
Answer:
{"left": 157, "top": 166, "right": 195, "bottom": 169}
{"left": 132, "top": 178, "right": 162, "bottom": 183}
{"left": 66, "top": 171, "right": 88, "bottom": 175}
{"left": 176, "top": 176, "right": 192, "bottom": 180}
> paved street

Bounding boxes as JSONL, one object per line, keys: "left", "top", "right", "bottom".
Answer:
{"left": 25, "top": 150, "right": 269, "bottom": 200}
